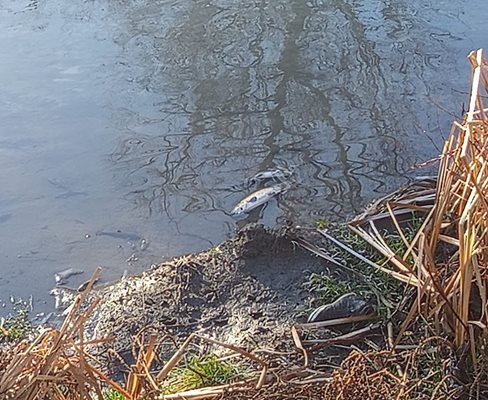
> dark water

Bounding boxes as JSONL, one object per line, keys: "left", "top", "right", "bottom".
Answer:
{"left": 0, "top": 0, "right": 486, "bottom": 314}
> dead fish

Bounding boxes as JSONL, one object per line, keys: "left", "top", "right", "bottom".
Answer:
{"left": 250, "top": 169, "right": 291, "bottom": 183}
{"left": 231, "top": 183, "right": 289, "bottom": 217}
{"left": 38, "top": 312, "right": 54, "bottom": 325}
{"left": 140, "top": 238, "right": 149, "bottom": 251}
{"left": 55, "top": 191, "right": 87, "bottom": 199}
{"left": 95, "top": 230, "right": 142, "bottom": 242}
{"left": 307, "top": 293, "right": 373, "bottom": 323}
{"left": 54, "top": 267, "right": 84, "bottom": 285}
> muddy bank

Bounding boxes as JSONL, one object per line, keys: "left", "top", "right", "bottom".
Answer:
{"left": 55, "top": 224, "right": 344, "bottom": 372}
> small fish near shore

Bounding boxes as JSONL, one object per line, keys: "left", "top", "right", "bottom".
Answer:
{"left": 231, "top": 183, "right": 289, "bottom": 217}
{"left": 249, "top": 168, "right": 292, "bottom": 184}
{"left": 95, "top": 230, "right": 142, "bottom": 242}
{"left": 54, "top": 267, "right": 84, "bottom": 285}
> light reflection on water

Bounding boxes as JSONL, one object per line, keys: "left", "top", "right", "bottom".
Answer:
{"left": 0, "top": 0, "right": 485, "bottom": 313}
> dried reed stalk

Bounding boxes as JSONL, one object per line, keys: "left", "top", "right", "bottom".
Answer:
{"left": 344, "top": 49, "right": 488, "bottom": 356}
{"left": 0, "top": 268, "right": 268, "bottom": 400}
{"left": 0, "top": 267, "right": 108, "bottom": 400}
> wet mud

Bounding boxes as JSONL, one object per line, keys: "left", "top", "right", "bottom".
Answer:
{"left": 54, "top": 225, "right": 336, "bottom": 372}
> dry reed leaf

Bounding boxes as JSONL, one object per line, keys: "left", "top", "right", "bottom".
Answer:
{"left": 290, "top": 326, "right": 309, "bottom": 367}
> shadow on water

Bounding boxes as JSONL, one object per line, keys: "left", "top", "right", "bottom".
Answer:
{"left": 0, "top": 0, "right": 486, "bottom": 312}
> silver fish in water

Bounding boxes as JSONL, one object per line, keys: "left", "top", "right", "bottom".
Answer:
{"left": 250, "top": 168, "right": 291, "bottom": 183}
{"left": 231, "top": 184, "right": 288, "bottom": 217}
{"left": 54, "top": 267, "right": 84, "bottom": 285}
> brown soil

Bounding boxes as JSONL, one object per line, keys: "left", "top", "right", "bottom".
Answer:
{"left": 60, "top": 224, "right": 338, "bottom": 374}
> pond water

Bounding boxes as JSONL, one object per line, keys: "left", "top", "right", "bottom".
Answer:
{"left": 0, "top": 0, "right": 486, "bottom": 314}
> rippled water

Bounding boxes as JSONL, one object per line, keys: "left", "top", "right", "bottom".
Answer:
{"left": 0, "top": 0, "right": 486, "bottom": 313}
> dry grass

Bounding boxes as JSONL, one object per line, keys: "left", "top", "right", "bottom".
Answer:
{"left": 0, "top": 268, "right": 110, "bottom": 400}
{"left": 0, "top": 269, "right": 268, "bottom": 400}
{"left": 349, "top": 49, "right": 488, "bottom": 343}
{"left": 324, "top": 49, "right": 488, "bottom": 396}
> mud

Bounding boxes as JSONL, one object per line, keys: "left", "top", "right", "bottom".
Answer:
{"left": 56, "top": 224, "right": 341, "bottom": 372}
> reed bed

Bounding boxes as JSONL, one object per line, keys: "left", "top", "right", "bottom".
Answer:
{"left": 0, "top": 305, "right": 463, "bottom": 400}
{"left": 0, "top": 268, "right": 108, "bottom": 400}
{"left": 338, "top": 49, "right": 488, "bottom": 366}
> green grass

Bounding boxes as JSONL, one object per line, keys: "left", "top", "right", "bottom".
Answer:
{"left": 314, "top": 218, "right": 329, "bottom": 230}
{"left": 304, "top": 273, "right": 358, "bottom": 304}
{"left": 0, "top": 303, "right": 32, "bottom": 342}
{"left": 305, "top": 218, "right": 424, "bottom": 318}
{"left": 104, "top": 389, "right": 126, "bottom": 400}
{"left": 382, "top": 218, "right": 423, "bottom": 265}
{"left": 164, "top": 354, "right": 249, "bottom": 394}
{"left": 209, "top": 245, "right": 222, "bottom": 255}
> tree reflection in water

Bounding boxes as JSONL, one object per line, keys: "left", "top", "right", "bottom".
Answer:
{"left": 108, "top": 0, "right": 472, "bottom": 238}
